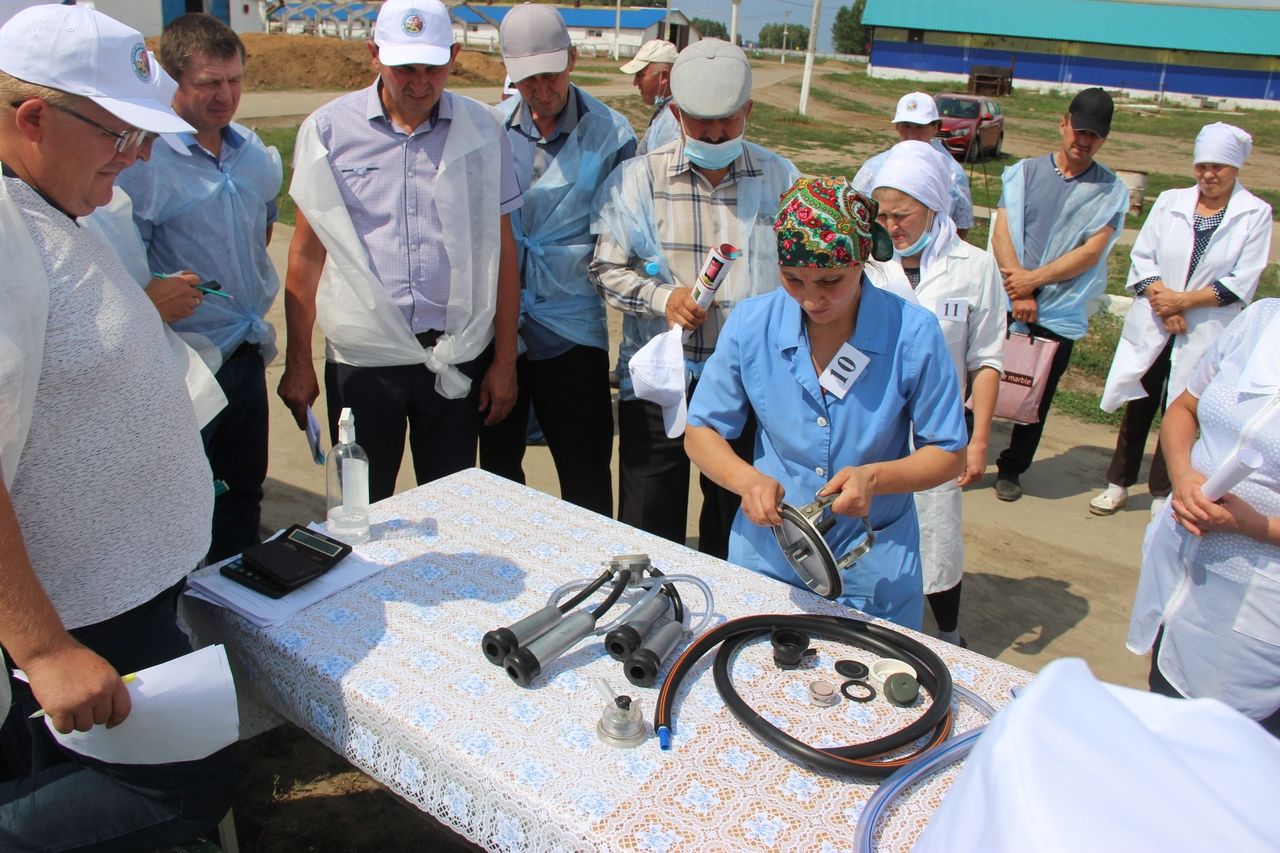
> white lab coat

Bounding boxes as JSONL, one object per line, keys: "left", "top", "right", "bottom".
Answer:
{"left": 1127, "top": 300, "right": 1280, "bottom": 721}
{"left": 868, "top": 240, "right": 1005, "bottom": 593}
{"left": 1101, "top": 182, "right": 1271, "bottom": 412}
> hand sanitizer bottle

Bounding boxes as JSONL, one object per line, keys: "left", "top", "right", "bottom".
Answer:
{"left": 326, "top": 407, "right": 369, "bottom": 545}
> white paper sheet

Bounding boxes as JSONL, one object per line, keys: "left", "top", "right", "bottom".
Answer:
{"left": 185, "top": 532, "right": 388, "bottom": 628}
{"left": 46, "top": 644, "right": 239, "bottom": 765}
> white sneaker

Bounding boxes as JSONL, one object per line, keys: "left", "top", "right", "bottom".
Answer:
{"left": 1089, "top": 486, "right": 1128, "bottom": 516}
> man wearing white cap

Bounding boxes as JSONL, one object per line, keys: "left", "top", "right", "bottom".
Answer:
{"left": 591, "top": 39, "right": 799, "bottom": 555}
{"left": 480, "top": 4, "right": 635, "bottom": 517}
{"left": 0, "top": 5, "right": 235, "bottom": 847}
{"left": 117, "top": 13, "right": 282, "bottom": 564}
{"left": 621, "top": 38, "right": 679, "bottom": 155}
{"left": 277, "top": 0, "right": 522, "bottom": 503}
{"left": 853, "top": 92, "right": 974, "bottom": 238}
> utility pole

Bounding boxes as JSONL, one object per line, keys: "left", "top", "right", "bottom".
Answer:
{"left": 613, "top": 0, "right": 621, "bottom": 60}
{"left": 730, "top": 0, "right": 740, "bottom": 46}
{"left": 781, "top": 10, "right": 789, "bottom": 65}
{"left": 798, "top": 0, "right": 822, "bottom": 115}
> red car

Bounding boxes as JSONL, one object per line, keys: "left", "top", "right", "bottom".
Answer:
{"left": 935, "top": 94, "right": 1005, "bottom": 162}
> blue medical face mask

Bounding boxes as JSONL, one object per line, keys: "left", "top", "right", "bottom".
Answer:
{"left": 892, "top": 211, "right": 936, "bottom": 260}
{"left": 893, "top": 229, "right": 932, "bottom": 260}
{"left": 682, "top": 130, "right": 744, "bottom": 170}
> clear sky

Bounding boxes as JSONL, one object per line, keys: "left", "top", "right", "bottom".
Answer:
{"left": 673, "top": 0, "right": 847, "bottom": 53}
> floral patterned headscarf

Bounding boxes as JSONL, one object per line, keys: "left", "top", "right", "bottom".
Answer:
{"left": 773, "top": 177, "right": 891, "bottom": 267}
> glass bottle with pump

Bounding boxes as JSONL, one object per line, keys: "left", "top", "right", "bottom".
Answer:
{"left": 326, "top": 407, "right": 369, "bottom": 545}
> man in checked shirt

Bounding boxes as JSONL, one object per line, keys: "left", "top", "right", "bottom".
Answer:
{"left": 590, "top": 40, "right": 798, "bottom": 556}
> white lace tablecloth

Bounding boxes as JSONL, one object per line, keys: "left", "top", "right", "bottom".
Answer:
{"left": 184, "top": 468, "right": 1031, "bottom": 851}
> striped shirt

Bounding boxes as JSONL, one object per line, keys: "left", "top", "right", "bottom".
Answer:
{"left": 592, "top": 141, "right": 766, "bottom": 362}
{"left": 309, "top": 84, "right": 522, "bottom": 334}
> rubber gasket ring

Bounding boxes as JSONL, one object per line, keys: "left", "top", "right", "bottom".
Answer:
{"left": 840, "top": 679, "right": 876, "bottom": 703}
{"left": 834, "top": 659, "right": 870, "bottom": 680}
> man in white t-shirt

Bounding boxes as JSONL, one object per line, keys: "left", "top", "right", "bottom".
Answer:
{"left": 0, "top": 7, "right": 235, "bottom": 848}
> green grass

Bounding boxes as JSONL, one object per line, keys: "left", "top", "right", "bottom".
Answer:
{"left": 254, "top": 125, "right": 299, "bottom": 226}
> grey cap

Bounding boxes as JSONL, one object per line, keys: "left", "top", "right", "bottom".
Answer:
{"left": 670, "top": 39, "right": 751, "bottom": 119}
{"left": 499, "top": 3, "right": 571, "bottom": 83}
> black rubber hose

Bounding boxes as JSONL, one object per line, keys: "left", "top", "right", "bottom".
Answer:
{"left": 655, "top": 614, "right": 953, "bottom": 778}
{"left": 648, "top": 567, "right": 685, "bottom": 624}
{"left": 557, "top": 569, "right": 614, "bottom": 613}
{"left": 590, "top": 569, "right": 632, "bottom": 620}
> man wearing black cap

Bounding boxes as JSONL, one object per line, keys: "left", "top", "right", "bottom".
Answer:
{"left": 989, "top": 88, "right": 1130, "bottom": 501}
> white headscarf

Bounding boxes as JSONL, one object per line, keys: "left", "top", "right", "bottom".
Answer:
{"left": 1193, "top": 122, "right": 1252, "bottom": 169}
{"left": 870, "top": 139, "right": 959, "bottom": 276}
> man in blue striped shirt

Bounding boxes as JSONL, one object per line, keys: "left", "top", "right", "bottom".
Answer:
{"left": 277, "top": 0, "right": 522, "bottom": 502}
{"left": 118, "top": 13, "right": 280, "bottom": 562}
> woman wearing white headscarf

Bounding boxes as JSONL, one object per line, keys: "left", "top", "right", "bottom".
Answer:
{"left": 867, "top": 140, "right": 1006, "bottom": 645}
{"left": 1093, "top": 123, "right": 1272, "bottom": 517}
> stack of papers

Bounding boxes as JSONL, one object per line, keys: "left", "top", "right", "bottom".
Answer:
{"left": 36, "top": 645, "right": 239, "bottom": 765}
{"left": 186, "top": 538, "right": 387, "bottom": 628}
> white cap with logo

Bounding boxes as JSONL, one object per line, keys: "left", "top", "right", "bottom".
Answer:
{"left": 629, "top": 328, "right": 688, "bottom": 439}
{"left": 0, "top": 4, "right": 193, "bottom": 133}
{"left": 500, "top": 3, "right": 571, "bottom": 84}
{"left": 891, "top": 91, "right": 940, "bottom": 125}
{"left": 620, "top": 39, "right": 678, "bottom": 75}
{"left": 375, "top": 0, "right": 454, "bottom": 67}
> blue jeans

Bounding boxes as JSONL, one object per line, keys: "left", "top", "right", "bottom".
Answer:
{"left": 0, "top": 582, "right": 237, "bottom": 851}
{"left": 204, "top": 344, "right": 269, "bottom": 563}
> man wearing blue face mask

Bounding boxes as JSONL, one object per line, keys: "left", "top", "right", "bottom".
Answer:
{"left": 590, "top": 39, "right": 799, "bottom": 556}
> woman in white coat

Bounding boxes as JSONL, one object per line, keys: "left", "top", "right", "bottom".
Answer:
{"left": 1093, "top": 123, "right": 1271, "bottom": 516}
{"left": 867, "top": 141, "right": 1006, "bottom": 645}
{"left": 1127, "top": 299, "right": 1280, "bottom": 735}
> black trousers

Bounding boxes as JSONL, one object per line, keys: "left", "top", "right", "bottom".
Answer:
{"left": 324, "top": 344, "right": 492, "bottom": 503}
{"left": 203, "top": 343, "right": 268, "bottom": 563}
{"left": 996, "top": 320, "right": 1076, "bottom": 479}
{"left": 1105, "top": 338, "right": 1173, "bottom": 496}
{"left": 617, "top": 386, "right": 756, "bottom": 559}
{"left": 478, "top": 345, "right": 614, "bottom": 517}
{"left": 0, "top": 582, "right": 237, "bottom": 850}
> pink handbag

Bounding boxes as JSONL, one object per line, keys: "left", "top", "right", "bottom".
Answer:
{"left": 990, "top": 331, "right": 1060, "bottom": 425}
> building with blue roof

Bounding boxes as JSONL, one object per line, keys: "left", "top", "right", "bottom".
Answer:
{"left": 863, "top": 0, "right": 1280, "bottom": 106}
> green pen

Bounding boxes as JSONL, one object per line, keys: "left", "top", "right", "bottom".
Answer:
{"left": 152, "top": 272, "right": 235, "bottom": 300}
{"left": 196, "top": 283, "right": 234, "bottom": 300}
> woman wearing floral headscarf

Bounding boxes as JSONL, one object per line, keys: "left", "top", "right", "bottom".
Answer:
{"left": 684, "top": 177, "right": 967, "bottom": 628}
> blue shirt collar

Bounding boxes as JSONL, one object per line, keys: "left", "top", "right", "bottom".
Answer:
{"left": 778, "top": 274, "right": 890, "bottom": 356}
{"left": 512, "top": 84, "right": 581, "bottom": 143}
{"left": 178, "top": 123, "right": 245, "bottom": 154}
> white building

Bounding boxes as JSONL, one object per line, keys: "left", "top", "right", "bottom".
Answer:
{"left": 453, "top": 5, "right": 698, "bottom": 58}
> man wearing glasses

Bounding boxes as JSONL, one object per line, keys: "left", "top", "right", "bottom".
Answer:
{"left": 118, "top": 13, "right": 282, "bottom": 563}
{"left": 0, "top": 6, "right": 236, "bottom": 847}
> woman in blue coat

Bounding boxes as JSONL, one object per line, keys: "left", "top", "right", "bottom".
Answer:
{"left": 684, "top": 177, "right": 967, "bottom": 628}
